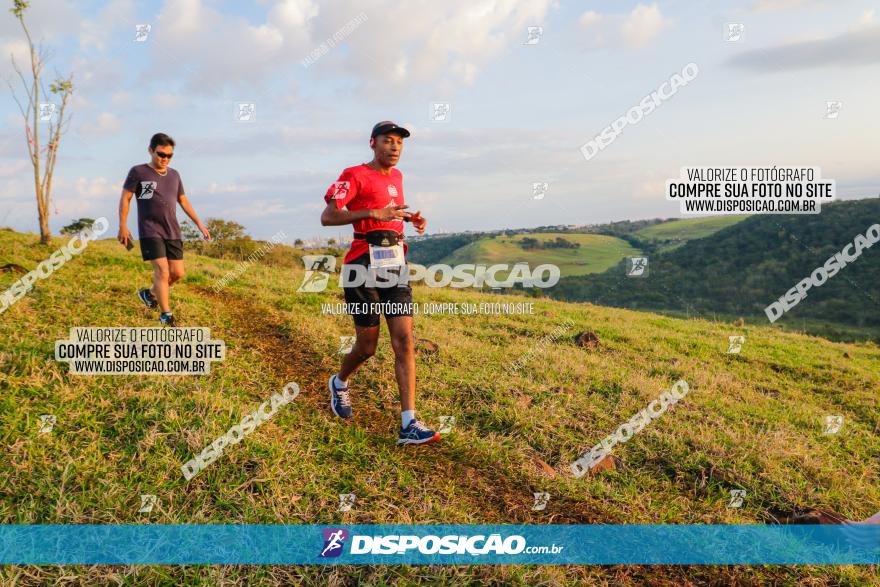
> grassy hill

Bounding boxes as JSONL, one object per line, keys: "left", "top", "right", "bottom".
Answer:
{"left": 439, "top": 232, "right": 640, "bottom": 277}
{"left": 551, "top": 199, "right": 880, "bottom": 341}
{"left": 633, "top": 215, "right": 748, "bottom": 241}
{"left": 633, "top": 215, "right": 749, "bottom": 253}
{"left": 408, "top": 216, "right": 750, "bottom": 277}
{"left": 1, "top": 228, "right": 878, "bottom": 585}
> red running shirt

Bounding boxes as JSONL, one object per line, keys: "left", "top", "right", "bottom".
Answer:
{"left": 324, "top": 163, "right": 407, "bottom": 264}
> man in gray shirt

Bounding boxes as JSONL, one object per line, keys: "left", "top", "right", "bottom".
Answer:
{"left": 117, "top": 133, "right": 210, "bottom": 326}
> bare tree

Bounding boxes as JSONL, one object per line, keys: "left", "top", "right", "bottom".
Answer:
{"left": 7, "top": 0, "right": 74, "bottom": 244}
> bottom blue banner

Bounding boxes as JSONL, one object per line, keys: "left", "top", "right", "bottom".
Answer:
{"left": 1, "top": 524, "right": 877, "bottom": 565}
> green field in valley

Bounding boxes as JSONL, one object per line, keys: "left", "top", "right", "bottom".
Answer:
{"left": 439, "top": 232, "right": 641, "bottom": 277}
{"left": 634, "top": 216, "right": 750, "bottom": 252}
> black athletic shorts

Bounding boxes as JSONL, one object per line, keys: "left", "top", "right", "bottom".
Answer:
{"left": 140, "top": 238, "right": 184, "bottom": 261}
{"left": 342, "top": 253, "right": 413, "bottom": 328}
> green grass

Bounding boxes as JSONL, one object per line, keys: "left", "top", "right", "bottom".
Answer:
{"left": 635, "top": 216, "right": 749, "bottom": 252}
{"left": 440, "top": 232, "right": 641, "bottom": 277}
{"left": 1, "top": 228, "right": 878, "bottom": 585}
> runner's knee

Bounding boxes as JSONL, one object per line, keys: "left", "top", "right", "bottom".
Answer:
{"left": 169, "top": 267, "right": 185, "bottom": 283}
{"left": 354, "top": 338, "right": 377, "bottom": 360}
{"left": 390, "top": 331, "right": 414, "bottom": 354}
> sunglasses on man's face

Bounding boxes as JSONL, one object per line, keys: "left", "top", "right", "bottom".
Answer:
{"left": 154, "top": 151, "right": 173, "bottom": 159}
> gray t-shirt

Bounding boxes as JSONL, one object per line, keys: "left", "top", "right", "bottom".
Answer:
{"left": 123, "top": 164, "right": 185, "bottom": 240}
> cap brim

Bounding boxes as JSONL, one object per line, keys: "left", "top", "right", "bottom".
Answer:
{"left": 373, "top": 125, "right": 410, "bottom": 138}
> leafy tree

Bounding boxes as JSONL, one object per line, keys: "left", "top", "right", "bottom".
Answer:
{"left": 180, "top": 220, "right": 202, "bottom": 241}
{"left": 60, "top": 218, "right": 94, "bottom": 235}
{"left": 519, "top": 237, "right": 539, "bottom": 250}
{"left": 205, "top": 218, "right": 248, "bottom": 241}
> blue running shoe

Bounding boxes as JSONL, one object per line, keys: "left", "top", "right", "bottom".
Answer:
{"left": 138, "top": 288, "right": 158, "bottom": 310}
{"left": 159, "top": 312, "right": 176, "bottom": 327}
{"left": 397, "top": 419, "right": 441, "bottom": 446}
{"left": 329, "top": 374, "right": 352, "bottom": 419}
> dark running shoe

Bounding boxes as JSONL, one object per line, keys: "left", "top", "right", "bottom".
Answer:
{"left": 397, "top": 419, "right": 441, "bottom": 446}
{"left": 159, "top": 312, "right": 176, "bottom": 327}
{"left": 138, "top": 288, "right": 158, "bottom": 310}
{"left": 329, "top": 374, "right": 352, "bottom": 419}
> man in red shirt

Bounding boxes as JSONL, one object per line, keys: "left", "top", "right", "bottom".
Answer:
{"left": 320, "top": 121, "right": 440, "bottom": 446}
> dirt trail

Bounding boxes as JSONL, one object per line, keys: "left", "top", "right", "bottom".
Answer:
{"left": 192, "top": 285, "right": 609, "bottom": 524}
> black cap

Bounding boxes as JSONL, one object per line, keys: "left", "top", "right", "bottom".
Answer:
{"left": 371, "top": 121, "right": 411, "bottom": 139}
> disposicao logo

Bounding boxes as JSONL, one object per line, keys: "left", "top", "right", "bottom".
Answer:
{"left": 319, "top": 528, "right": 349, "bottom": 558}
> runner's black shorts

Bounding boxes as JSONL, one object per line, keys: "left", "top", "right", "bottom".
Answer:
{"left": 342, "top": 253, "right": 413, "bottom": 328}
{"left": 140, "top": 238, "right": 184, "bottom": 261}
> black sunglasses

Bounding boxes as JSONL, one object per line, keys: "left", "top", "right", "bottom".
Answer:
{"left": 154, "top": 151, "right": 174, "bottom": 159}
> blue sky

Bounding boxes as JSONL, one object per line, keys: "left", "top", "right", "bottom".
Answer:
{"left": 0, "top": 0, "right": 878, "bottom": 242}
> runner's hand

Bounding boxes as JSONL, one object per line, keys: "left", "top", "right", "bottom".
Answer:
{"left": 199, "top": 224, "right": 211, "bottom": 241}
{"left": 410, "top": 211, "right": 427, "bottom": 234}
{"left": 372, "top": 205, "right": 409, "bottom": 222}
{"left": 117, "top": 228, "right": 132, "bottom": 248}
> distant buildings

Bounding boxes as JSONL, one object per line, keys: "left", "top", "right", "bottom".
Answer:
{"left": 299, "top": 235, "right": 353, "bottom": 250}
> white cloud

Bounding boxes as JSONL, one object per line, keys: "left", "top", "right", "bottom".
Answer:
{"left": 34, "top": 176, "right": 118, "bottom": 221}
{"left": 324, "top": 0, "right": 555, "bottom": 95}
{"left": 79, "top": 112, "right": 121, "bottom": 136}
{"left": 1, "top": 39, "right": 30, "bottom": 67}
{"left": 269, "top": 0, "right": 321, "bottom": 31}
{"left": 70, "top": 56, "right": 125, "bottom": 103}
{"left": 79, "top": 0, "right": 136, "bottom": 51}
{"left": 154, "top": 93, "right": 181, "bottom": 109}
{"left": 574, "top": 4, "right": 669, "bottom": 50}
{"left": 211, "top": 198, "right": 292, "bottom": 219}
{"left": 578, "top": 11, "right": 602, "bottom": 29}
{"left": 751, "top": 0, "right": 816, "bottom": 12}
{"left": 727, "top": 24, "right": 880, "bottom": 70}
{"left": 143, "top": 0, "right": 288, "bottom": 94}
{"left": 620, "top": 3, "right": 671, "bottom": 49}
{"left": 0, "top": 159, "right": 27, "bottom": 175}
{"left": 72, "top": 176, "right": 117, "bottom": 200}
{"left": 138, "top": 0, "right": 554, "bottom": 98}
{"left": 204, "top": 181, "right": 255, "bottom": 194}
{"left": 110, "top": 91, "right": 131, "bottom": 106}
{"left": 855, "top": 9, "right": 875, "bottom": 29}
{"left": 0, "top": 1, "right": 81, "bottom": 40}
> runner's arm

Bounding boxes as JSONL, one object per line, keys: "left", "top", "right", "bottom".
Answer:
{"left": 321, "top": 202, "right": 408, "bottom": 226}
{"left": 118, "top": 189, "right": 134, "bottom": 246}
{"left": 178, "top": 194, "right": 211, "bottom": 240}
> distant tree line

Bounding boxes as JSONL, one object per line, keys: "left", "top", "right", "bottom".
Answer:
{"left": 519, "top": 236, "right": 580, "bottom": 250}
{"left": 548, "top": 199, "right": 880, "bottom": 333}
{"left": 407, "top": 218, "right": 673, "bottom": 265}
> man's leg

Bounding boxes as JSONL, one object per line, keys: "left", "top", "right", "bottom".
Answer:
{"left": 388, "top": 313, "right": 439, "bottom": 444}
{"left": 149, "top": 258, "right": 171, "bottom": 313}
{"left": 386, "top": 315, "right": 415, "bottom": 413}
{"left": 338, "top": 325, "right": 379, "bottom": 381}
{"left": 168, "top": 260, "right": 185, "bottom": 287}
{"left": 329, "top": 325, "right": 378, "bottom": 419}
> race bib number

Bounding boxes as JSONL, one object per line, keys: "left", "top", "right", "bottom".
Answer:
{"left": 368, "top": 244, "right": 405, "bottom": 269}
